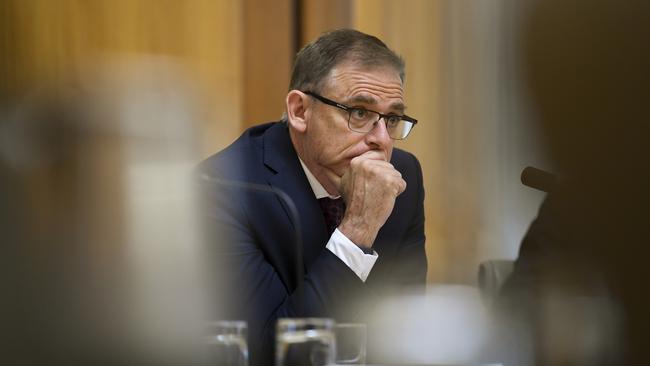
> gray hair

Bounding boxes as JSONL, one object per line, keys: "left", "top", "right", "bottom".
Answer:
{"left": 288, "top": 29, "right": 405, "bottom": 93}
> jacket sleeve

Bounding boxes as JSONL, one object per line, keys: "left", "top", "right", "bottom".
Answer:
{"left": 392, "top": 152, "right": 428, "bottom": 288}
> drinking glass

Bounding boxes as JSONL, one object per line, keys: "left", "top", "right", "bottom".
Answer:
{"left": 205, "top": 320, "right": 249, "bottom": 366}
{"left": 335, "top": 323, "right": 367, "bottom": 365}
{"left": 276, "top": 318, "right": 336, "bottom": 366}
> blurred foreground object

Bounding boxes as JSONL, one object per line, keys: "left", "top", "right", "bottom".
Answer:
{"left": 369, "top": 285, "right": 490, "bottom": 365}
{"left": 0, "top": 57, "right": 213, "bottom": 365}
{"left": 497, "top": 0, "right": 650, "bottom": 364}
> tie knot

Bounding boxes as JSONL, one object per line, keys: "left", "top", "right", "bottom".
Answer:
{"left": 318, "top": 197, "right": 346, "bottom": 234}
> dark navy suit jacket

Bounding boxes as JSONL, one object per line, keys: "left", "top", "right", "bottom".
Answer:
{"left": 200, "top": 122, "right": 427, "bottom": 365}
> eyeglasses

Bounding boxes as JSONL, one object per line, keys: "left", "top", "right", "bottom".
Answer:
{"left": 303, "top": 91, "right": 418, "bottom": 140}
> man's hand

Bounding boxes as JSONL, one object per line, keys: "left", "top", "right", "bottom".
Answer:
{"left": 336, "top": 150, "right": 406, "bottom": 249}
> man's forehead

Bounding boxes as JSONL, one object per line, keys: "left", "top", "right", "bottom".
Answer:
{"left": 326, "top": 63, "right": 402, "bottom": 86}
{"left": 347, "top": 93, "right": 406, "bottom": 111}
{"left": 324, "top": 64, "right": 405, "bottom": 106}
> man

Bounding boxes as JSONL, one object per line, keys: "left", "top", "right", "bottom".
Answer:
{"left": 201, "top": 29, "right": 427, "bottom": 364}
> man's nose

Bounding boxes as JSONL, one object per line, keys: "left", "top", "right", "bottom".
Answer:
{"left": 365, "top": 118, "right": 393, "bottom": 151}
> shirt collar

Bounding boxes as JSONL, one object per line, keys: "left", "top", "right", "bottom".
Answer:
{"left": 298, "top": 158, "right": 340, "bottom": 199}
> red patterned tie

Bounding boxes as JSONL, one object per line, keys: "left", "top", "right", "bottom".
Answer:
{"left": 318, "top": 197, "right": 346, "bottom": 234}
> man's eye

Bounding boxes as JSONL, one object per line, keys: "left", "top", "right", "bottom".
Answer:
{"left": 350, "top": 108, "right": 369, "bottom": 120}
{"left": 386, "top": 115, "right": 402, "bottom": 127}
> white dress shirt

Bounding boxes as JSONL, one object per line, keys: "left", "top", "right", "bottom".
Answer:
{"left": 298, "top": 158, "right": 378, "bottom": 282}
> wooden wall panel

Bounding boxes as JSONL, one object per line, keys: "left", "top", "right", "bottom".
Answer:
{"left": 242, "top": 0, "right": 293, "bottom": 126}
{"left": 0, "top": 0, "right": 245, "bottom": 157}
{"left": 353, "top": 0, "right": 476, "bottom": 283}
{"left": 301, "top": 0, "right": 352, "bottom": 46}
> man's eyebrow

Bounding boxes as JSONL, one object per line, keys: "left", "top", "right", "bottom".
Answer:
{"left": 389, "top": 102, "right": 406, "bottom": 113}
{"left": 347, "top": 95, "right": 406, "bottom": 113}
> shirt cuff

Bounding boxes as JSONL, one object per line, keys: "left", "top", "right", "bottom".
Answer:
{"left": 326, "top": 228, "right": 378, "bottom": 282}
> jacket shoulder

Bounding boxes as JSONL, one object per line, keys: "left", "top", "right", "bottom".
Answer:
{"left": 391, "top": 148, "right": 422, "bottom": 180}
{"left": 198, "top": 122, "right": 279, "bottom": 180}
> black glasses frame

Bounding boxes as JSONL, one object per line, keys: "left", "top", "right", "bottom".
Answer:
{"left": 303, "top": 91, "right": 417, "bottom": 140}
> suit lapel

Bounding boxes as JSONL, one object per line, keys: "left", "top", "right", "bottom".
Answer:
{"left": 262, "top": 123, "right": 329, "bottom": 269}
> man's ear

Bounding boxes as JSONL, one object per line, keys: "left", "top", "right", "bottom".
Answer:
{"left": 286, "top": 90, "right": 309, "bottom": 133}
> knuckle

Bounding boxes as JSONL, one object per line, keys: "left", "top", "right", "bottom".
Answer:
{"left": 364, "top": 162, "right": 380, "bottom": 175}
{"left": 351, "top": 158, "right": 365, "bottom": 170}
{"left": 357, "top": 158, "right": 367, "bottom": 168}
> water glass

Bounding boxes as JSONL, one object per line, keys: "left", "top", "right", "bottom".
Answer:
{"left": 276, "top": 318, "right": 336, "bottom": 366}
{"left": 206, "top": 320, "right": 249, "bottom": 366}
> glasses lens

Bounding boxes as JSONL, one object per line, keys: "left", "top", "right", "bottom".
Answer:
{"left": 348, "top": 108, "right": 379, "bottom": 131}
{"left": 347, "top": 111, "right": 415, "bottom": 140}
{"left": 388, "top": 120, "right": 414, "bottom": 140}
